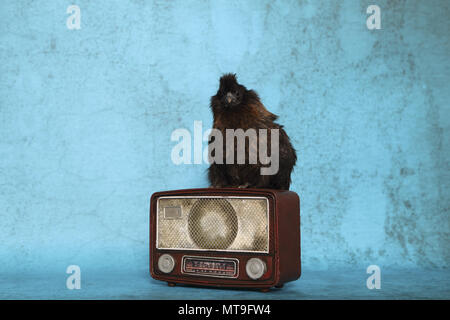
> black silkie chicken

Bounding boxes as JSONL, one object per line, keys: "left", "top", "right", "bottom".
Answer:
{"left": 208, "top": 74, "right": 297, "bottom": 190}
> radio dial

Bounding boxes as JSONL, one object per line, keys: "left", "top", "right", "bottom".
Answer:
{"left": 158, "top": 254, "right": 175, "bottom": 274}
{"left": 246, "top": 258, "right": 267, "bottom": 280}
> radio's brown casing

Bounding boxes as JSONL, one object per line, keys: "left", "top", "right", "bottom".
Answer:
{"left": 149, "top": 188, "right": 301, "bottom": 291}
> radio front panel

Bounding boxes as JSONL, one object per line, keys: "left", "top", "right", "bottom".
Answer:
{"left": 156, "top": 196, "right": 270, "bottom": 253}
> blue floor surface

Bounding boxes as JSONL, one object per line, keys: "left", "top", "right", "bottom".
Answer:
{"left": 1, "top": 268, "right": 448, "bottom": 300}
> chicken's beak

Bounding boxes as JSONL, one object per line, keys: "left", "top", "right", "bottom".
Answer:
{"left": 226, "top": 93, "right": 234, "bottom": 104}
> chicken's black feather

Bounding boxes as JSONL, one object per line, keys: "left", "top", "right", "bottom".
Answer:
{"left": 207, "top": 74, "right": 297, "bottom": 190}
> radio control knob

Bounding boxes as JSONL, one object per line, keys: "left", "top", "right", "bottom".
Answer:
{"left": 246, "top": 258, "right": 267, "bottom": 280}
{"left": 158, "top": 254, "right": 175, "bottom": 274}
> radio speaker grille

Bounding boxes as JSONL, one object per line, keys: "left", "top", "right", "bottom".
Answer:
{"left": 156, "top": 197, "right": 269, "bottom": 253}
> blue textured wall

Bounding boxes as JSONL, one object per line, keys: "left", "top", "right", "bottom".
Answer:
{"left": 0, "top": 0, "right": 448, "bottom": 282}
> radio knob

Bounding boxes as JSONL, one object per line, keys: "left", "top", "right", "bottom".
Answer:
{"left": 158, "top": 254, "right": 175, "bottom": 274}
{"left": 246, "top": 258, "right": 267, "bottom": 280}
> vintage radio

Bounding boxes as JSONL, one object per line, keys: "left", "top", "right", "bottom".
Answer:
{"left": 149, "top": 188, "right": 301, "bottom": 291}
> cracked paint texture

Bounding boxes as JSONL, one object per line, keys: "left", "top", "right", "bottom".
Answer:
{"left": 0, "top": 0, "right": 448, "bottom": 279}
